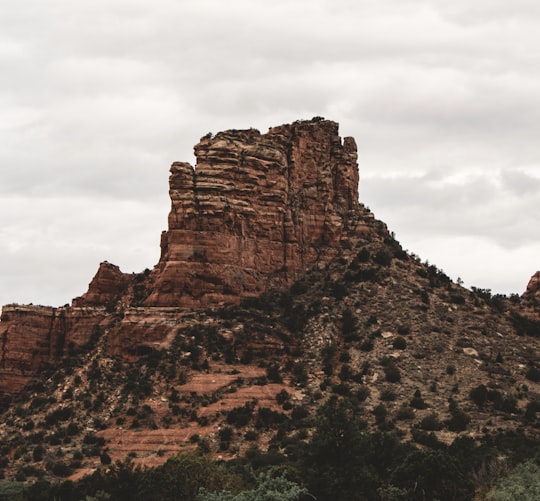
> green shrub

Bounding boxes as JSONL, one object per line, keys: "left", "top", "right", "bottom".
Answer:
{"left": 446, "top": 399, "right": 470, "bottom": 432}
{"left": 419, "top": 413, "right": 442, "bottom": 431}
{"left": 384, "top": 364, "right": 401, "bottom": 383}
{"left": 276, "top": 389, "right": 290, "bottom": 405}
{"left": 380, "top": 388, "right": 397, "bottom": 401}
{"left": 525, "top": 366, "right": 540, "bottom": 383}
{"left": 410, "top": 390, "right": 427, "bottom": 409}
{"left": 32, "top": 444, "right": 45, "bottom": 462}
{"left": 374, "top": 249, "right": 392, "bottom": 266}
{"left": 487, "top": 460, "right": 540, "bottom": 500}
{"left": 395, "top": 406, "right": 415, "bottom": 421}
{"left": 392, "top": 336, "right": 407, "bottom": 350}
{"left": 525, "top": 400, "right": 540, "bottom": 422}
{"left": 470, "top": 384, "right": 488, "bottom": 407}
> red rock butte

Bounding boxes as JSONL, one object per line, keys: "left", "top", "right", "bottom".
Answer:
{"left": 0, "top": 118, "right": 372, "bottom": 400}
{"left": 75, "top": 118, "right": 362, "bottom": 308}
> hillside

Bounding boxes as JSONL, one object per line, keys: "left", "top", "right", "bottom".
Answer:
{"left": 0, "top": 119, "right": 539, "bottom": 499}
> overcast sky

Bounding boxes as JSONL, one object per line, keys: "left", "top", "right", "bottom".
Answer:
{"left": 1, "top": 0, "right": 539, "bottom": 308}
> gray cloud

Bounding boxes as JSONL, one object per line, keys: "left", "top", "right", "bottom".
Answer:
{"left": 1, "top": 0, "right": 539, "bottom": 306}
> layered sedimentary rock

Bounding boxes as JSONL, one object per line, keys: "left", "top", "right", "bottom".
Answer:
{"left": 521, "top": 271, "right": 540, "bottom": 320}
{"left": 0, "top": 305, "right": 107, "bottom": 400}
{"left": 72, "top": 261, "right": 131, "bottom": 307}
{"left": 0, "top": 119, "right": 363, "bottom": 399}
{"left": 144, "top": 120, "right": 360, "bottom": 307}
{"left": 524, "top": 272, "right": 540, "bottom": 301}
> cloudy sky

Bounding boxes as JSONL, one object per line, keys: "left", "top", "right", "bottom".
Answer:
{"left": 1, "top": 0, "right": 539, "bottom": 307}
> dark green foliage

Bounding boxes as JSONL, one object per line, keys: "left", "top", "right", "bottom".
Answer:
{"left": 344, "top": 267, "right": 379, "bottom": 283}
{"left": 329, "top": 280, "right": 348, "bottom": 300}
{"left": 525, "top": 400, "right": 540, "bottom": 422}
{"left": 291, "top": 406, "right": 309, "bottom": 422}
{"left": 199, "top": 473, "right": 307, "bottom": 501}
{"left": 384, "top": 364, "right": 401, "bottom": 383}
{"left": 83, "top": 433, "right": 105, "bottom": 447}
{"left": 391, "top": 449, "right": 473, "bottom": 500}
{"left": 372, "top": 404, "right": 388, "bottom": 424}
{"left": 6, "top": 425, "right": 540, "bottom": 501}
{"left": 470, "top": 384, "right": 488, "bottom": 407}
{"left": 410, "top": 390, "right": 427, "bottom": 409}
{"left": 446, "top": 399, "right": 470, "bottom": 432}
{"left": 449, "top": 293, "right": 466, "bottom": 305}
{"left": 355, "top": 248, "right": 371, "bottom": 263}
{"left": 355, "top": 385, "right": 370, "bottom": 402}
{"left": 331, "top": 382, "right": 350, "bottom": 396}
{"left": 359, "top": 337, "right": 374, "bottom": 352}
{"left": 291, "top": 361, "right": 308, "bottom": 385}
{"left": 290, "top": 280, "right": 309, "bottom": 296}
{"left": 525, "top": 366, "right": 540, "bottom": 382}
{"left": 244, "top": 430, "right": 258, "bottom": 441}
{"left": 302, "top": 396, "right": 378, "bottom": 500}
{"left": 41, "top": 452, "right": 242, "bottom": 501}
{"left": 0, "top": 481, "right": 26, "bottom": 500}
{"left": 487, "top": 460, "right": 540, "bottom": 500}
{"left": 44, "top": 407, "right": 73, "bottom": 427}
{"left": 419, "top": 413, "right": 442, "bottom": 431}
{"left": 396, "top": 325, "right": 410, "bottom": 336}
{"left": 266, "top": 363, "right": 282, "bottom": 383}
{"left": 256, "top": 407, "right": 288, "bottom": 430}
{"left": 510, "top": 312, "right": 540, "bottom": 337}
{"left": 47, "top": 460, "right": 72, "bottom": 478}
{"left": 395, "top": 405, "right": 415, "bottom": 421}
{"left": 338, "top": 364, "right": 353, "bottom": 382}
{"left": 373, "top": 249, "right": 392, "bottom": 266}
{"left": 275, "top": 390, "right": 290, "bottom": 406}
{"left": 380, "top": 388, "right": 396, "bottom": 401}
{"left": 426, "top": 264, "right": 451, "bottom": 288}
{"left": 32, "top": 445, "right": 45, "bottom": 462}
{"left": 409, "top": 390, "right": 427, "bottom": 409}
{"left": 341, "top": 308, "right": 357, "bottom": 339}
{"left": 392, "top": 336, "right": 407, "bottom": 350}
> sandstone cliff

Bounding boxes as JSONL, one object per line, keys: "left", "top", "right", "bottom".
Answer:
{"left": 1, "top": 119, "right": 539, "bottom": 482}
{"left": 519, "top": 270, "right": 540, "bottom": 325}
{"left": 144, "top": 120, "right": 360, "bottom": 307}
{"left": 0, "top": 305, "right": 107, "bottom": 400}
{"left": 524, "top": 271, "right": 540, "bottom": 304}
{"left": 0, "top": 119, "right": 368, "bottom": 400}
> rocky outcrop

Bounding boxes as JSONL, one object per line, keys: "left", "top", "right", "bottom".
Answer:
{"left": 0, "top": 118, "right": 365, "bottom": 400}
{"left": 73, "top": 262, "right": 131, "bottom": 307}
{"left": 0, "top": 305, "right": 107, "bottom": 401}
{"left": 144, "top": 119, "right": 360, "bottom": 307}
{"left": 524, "top": 272, "right": 540, "bottom": 302}
{"left": 520, "top": 271, "right": 540, "bottom": 322}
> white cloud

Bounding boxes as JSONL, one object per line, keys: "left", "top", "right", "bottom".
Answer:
{"left": 0, "top": 0, "right": 539, "bottom": 306}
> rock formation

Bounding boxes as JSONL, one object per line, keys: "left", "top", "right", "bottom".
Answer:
{"left": 0, "top": 305, "right": 107, "bottom": 398}
{"left": 0, "top": 119, "right": 366, "bottom": 400}
{"left": 141, "top": 120, "right": 360, "bottom": 307}
{"left": 524, "top": 271, "right": 540, "bottom": 303}
{"left": 1, "top": 119, "right": 540, "bottom": 483}
{"left": 0, "top": 118, "right": 538, "bottom": 406}
{"left": 520, "top": 271, "right": 540, "bottom": 323}
{"left": 72, "top": 262, "right": 130, "bottom": 307}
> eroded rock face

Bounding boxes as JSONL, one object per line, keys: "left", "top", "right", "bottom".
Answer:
{"left": 0, "top": 119, "right": 363, "bottom": 399}
{"left": 73, "top": 262, "right": 131, "bottom": 307}
{"left": 0, "top": 305, "right": 107, "bottom": 400}
{"left": 144, "top": 119, "right": 360, "bottom": 307}
{"left": 522, "top": 271, "right": 540, "bottom": 318}
{"left": 524, "top": 272, "right": 540, "bottom": 300}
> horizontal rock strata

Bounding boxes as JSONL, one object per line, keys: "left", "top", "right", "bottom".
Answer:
{"left": 0, "top": 119, "right": 364, "bottom": 399}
